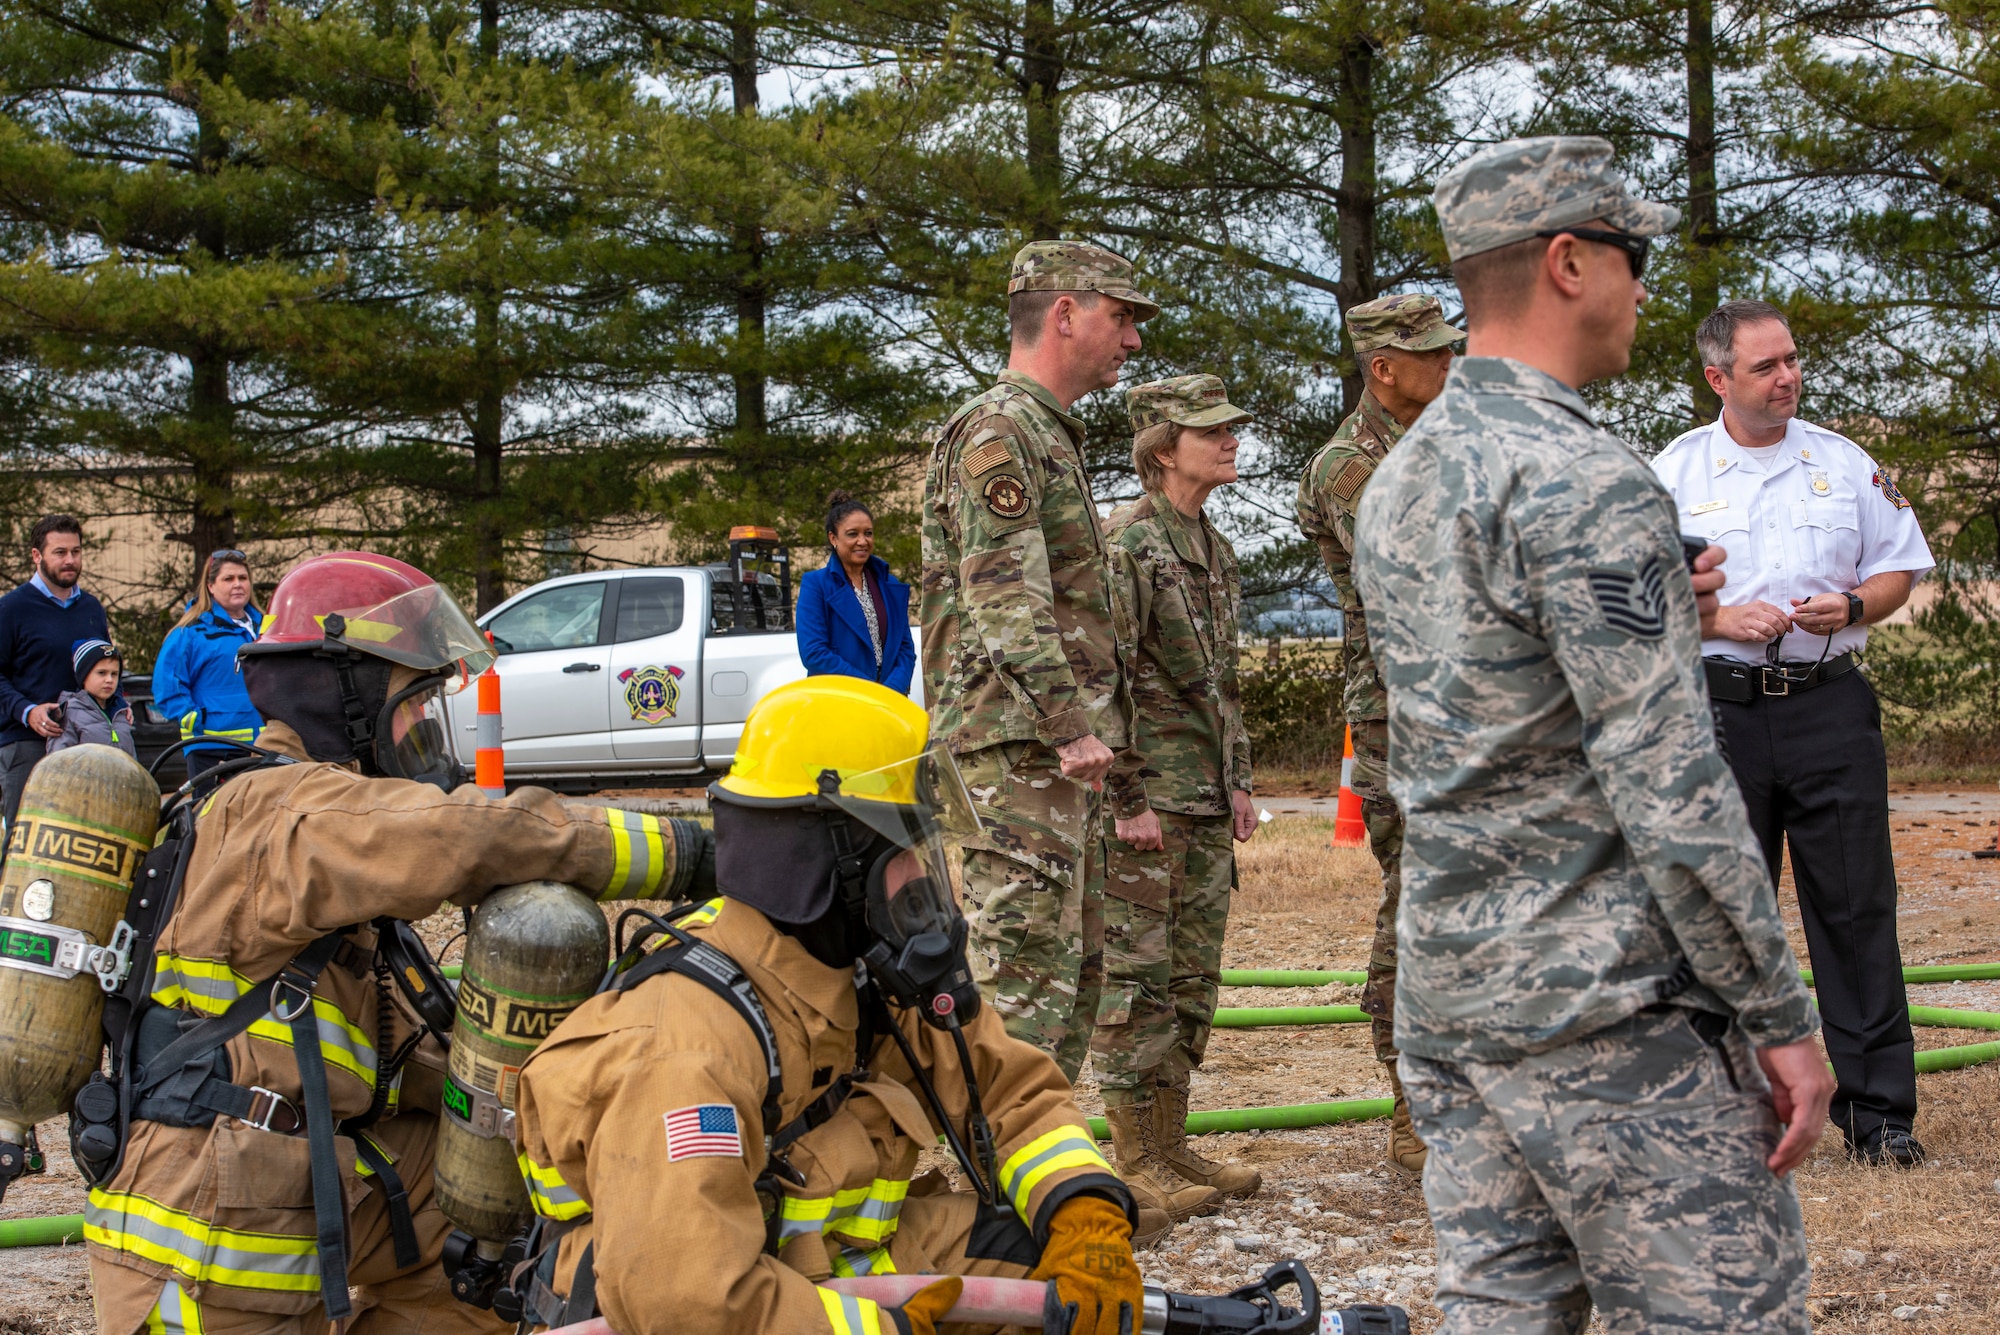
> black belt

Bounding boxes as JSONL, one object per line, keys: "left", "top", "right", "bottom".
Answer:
{"left": 1704, "top": 652, "right": 1854, "bottom": 703}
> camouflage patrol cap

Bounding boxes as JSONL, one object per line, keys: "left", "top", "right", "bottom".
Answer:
{"left": 1008, "top": 241, "right": 1161, "bottom": 322}
{"left": 1127, "top": 374, "right": 1252, "bottom": 432}
{"left": 1347, "top": 294, "right": 1465, "bottom": 354}
{"left": 1433, "top": 136, "right": 1681, "bottom": 262}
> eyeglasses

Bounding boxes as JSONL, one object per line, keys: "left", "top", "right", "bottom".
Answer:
{"left": 209, "top": 549, "right": 248, "bottom": 565}
{"left": 1535, "top": 227, "right": 1650, "bottom": 278}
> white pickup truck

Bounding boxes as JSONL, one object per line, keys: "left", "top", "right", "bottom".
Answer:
{"left": 444, "top": 531, "right": 921, "bottom": 790}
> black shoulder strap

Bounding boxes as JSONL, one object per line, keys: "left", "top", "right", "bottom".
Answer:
{"left": 616, "top": 935, "right": 784, "bottom": 1144}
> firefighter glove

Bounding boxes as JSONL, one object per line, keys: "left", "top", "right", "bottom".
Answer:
{"left": 1032, "top": 1196, "right": 1141, "bottom": 1335}
{"left": 884, "top": 1275, "right": 962, "bottom": 1335}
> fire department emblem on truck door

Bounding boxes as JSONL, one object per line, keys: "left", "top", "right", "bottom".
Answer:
{"left": 618, "top": 665, "right": 684, "bottom": 724}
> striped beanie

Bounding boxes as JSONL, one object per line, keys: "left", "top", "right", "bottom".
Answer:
{"left": 72, "top": 639, "right": 121, "bottom": 686}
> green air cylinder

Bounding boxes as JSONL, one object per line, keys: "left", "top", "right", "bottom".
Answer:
{"left": 0, "top": 746, "right": 158, "bottom": 1183}
{"left": 435, "top": 880, "right": 607, "bottom": 1245}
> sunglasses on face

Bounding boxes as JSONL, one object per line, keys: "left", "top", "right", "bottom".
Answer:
{"left": 1535, "top": 227, "right": 1650, "bottom": 278}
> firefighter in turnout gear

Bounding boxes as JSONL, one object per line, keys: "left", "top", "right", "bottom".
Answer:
{"left": 82, "top": 552, "right": 715, "bottom": 1335}
{"left": 513, "top": 676, "right": 1155, "bottom": 1335}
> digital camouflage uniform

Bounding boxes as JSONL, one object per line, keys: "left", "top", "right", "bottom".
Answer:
{"left": 920, "top": 241, "right": 1156, "bottom": 1082}
{"left": 1092, "top": 376, "right": 1253, "bottom": 1115}
{"left": 1295, "top": 293, "right": 1462, "bottom": 1063}
{"left": 1353, "top": 137, "right": 1822, "bottom": 1333}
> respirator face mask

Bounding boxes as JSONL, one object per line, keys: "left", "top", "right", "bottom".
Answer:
{"left": 825, "top": 744, "right": 984, "bottom": 1028}
{"left": 378, "top": 674, "right": 460, "bottom": 791}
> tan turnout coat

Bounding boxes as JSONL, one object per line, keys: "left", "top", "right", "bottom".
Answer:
{"left": 515, "top": 897, "right": 1128, "bottom": 1335}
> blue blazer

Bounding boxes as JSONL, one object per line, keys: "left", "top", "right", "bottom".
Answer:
{"left": 795, "top": 555, "right": 915, "bottom": 694}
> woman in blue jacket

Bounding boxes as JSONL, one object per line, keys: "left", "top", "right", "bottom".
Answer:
{"left": 152, "top": 550, "right": 264, "bottom": 778}
{"left": 794, "top": 492, "right": 916, "bottom": 694}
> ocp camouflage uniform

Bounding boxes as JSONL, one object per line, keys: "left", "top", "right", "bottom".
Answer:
{"left": 1352, "top": 136, "right": 1822, "bottom": 1332}
{"left": 920, "top": 241, "right": 1156, "bottom": 1082}
{"left": 1296, "top": 293, "right": 1462, "bottom": 1067}
{"left": 1092, "top": 487, "right": 1247, "bottom": 1106}
{"left": 1088, "top": 375, "right": 1258, "bottom": 1216}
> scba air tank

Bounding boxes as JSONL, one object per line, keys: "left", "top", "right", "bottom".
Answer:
{"left": 0, "top": 746, "right": 158, "bottom": 1196}
{"left": 436, "top": 879, "right": 607, "bottom": 1246}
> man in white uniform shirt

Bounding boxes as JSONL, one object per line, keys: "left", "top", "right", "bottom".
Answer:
{"left": 1654, "top": 299, "right": 1936, "bottom": 1167}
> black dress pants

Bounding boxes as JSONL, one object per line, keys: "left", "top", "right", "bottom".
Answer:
{"left": 1716, "top": 667, "right": 1916, "bottom": 1143}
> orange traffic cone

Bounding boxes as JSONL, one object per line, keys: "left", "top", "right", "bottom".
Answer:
{"left": 474, "top": 661, "right": 505, "bottom": 798}
{"left": 1332, "top": 724, "right": 1367, "bottom": 848}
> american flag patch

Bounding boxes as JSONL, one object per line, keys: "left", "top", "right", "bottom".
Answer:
{"left": 664, "top": 1104, "right": 742, "bottom": 1161}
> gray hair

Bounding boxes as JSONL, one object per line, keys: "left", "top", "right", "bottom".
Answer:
{"left": 1697, "top": 300, "right": 1789, "bottom": 376}
{"left": 1131, "top": 421, "right": 1179, "bottom": 491}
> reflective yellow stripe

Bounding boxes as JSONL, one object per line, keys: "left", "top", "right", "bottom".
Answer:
{"left": 601, "top": 809, "right": 668, "bottom": 900}
{"left": 518, "top": 1152, "right": 589, "bottom": 1221}
{"left": 177, "top": 712, "right": 200, "bottom": 741}
{"left": 777, "top": 1177, "right": 909, "bottom": 1246}
{"left": 147, "top": 1280, "right": 204, "bottom": 1335}
{"left": 86, "top": 1187, "right": 321, "bottom": 1294}
{"left": 151, "top": 953, "right": 378, "bottom": 1089}
{"left": 830, "top": 1244, "right": 896, "bottom": 1278}
{"left": 683, "top": 897, "right": 722, "bottom": 928}
{"left": 997, "top": 1126, "right": 1113, "bottom": 1221}
{"left": 816, "top": 1286, "right": 886, "bottom": 1335}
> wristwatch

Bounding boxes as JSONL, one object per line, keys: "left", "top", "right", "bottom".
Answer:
{"left": 1845, "top": 592, "right": 1865, "bottom": 627}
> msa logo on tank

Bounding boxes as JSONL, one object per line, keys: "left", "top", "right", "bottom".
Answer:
{"left": 618, "top": 664, "right": 684, "bottom": 724}
{"left": 454, "top": 975, "right": 589, "bottom": 1047}
{"left": 5, "top": 814, "right": 144, "bottom": 888}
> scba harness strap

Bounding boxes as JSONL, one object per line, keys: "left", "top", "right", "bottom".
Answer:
{"left": 70, "top": 767, "right": 429, "bottom": 1320}
{"left": 508, "top": 916, "right": 868, "bottom": 1327}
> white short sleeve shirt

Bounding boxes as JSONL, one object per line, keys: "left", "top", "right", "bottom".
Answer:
{"left": 1651, "top": 417, "right": 1935, "bottom": 664}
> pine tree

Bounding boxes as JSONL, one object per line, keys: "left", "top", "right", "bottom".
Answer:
{"left": 0, "top": 0, "right": 376, "bottom": 598}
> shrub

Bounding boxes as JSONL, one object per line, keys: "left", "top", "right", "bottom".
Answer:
{"left": 1239, "top": 642, "right": 1343, "bottom": 772}
{"left": 1863, "top": 572, "right": 2000, "bottom": 770}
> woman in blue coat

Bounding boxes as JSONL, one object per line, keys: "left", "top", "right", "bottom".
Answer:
{"left": 152, "top": 549, "right": 264, "bottom": 778}
{"left": 794, "top": 492, "right": 915, "bottom": 694}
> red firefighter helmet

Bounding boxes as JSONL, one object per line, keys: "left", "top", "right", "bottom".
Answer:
{"left": 242, "top": 551, "right": 494, "bottom": 680}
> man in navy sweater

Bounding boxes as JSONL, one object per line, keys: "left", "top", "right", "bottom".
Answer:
{"left": 0, "top": 515, "right": 111, "bottom": 830}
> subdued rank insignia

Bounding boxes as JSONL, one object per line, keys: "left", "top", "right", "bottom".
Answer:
{"left": 1871, "top": 468, "right": 1911, "bottom": 509}
{"left": 1328, "top": 456, "right": 1375, "bottom": 506}
{"left": 1587, "top": 556, "right": 1668, "bottom": 639}
{"left": 983, "top": 473, "right": 1030, "bottom": 519}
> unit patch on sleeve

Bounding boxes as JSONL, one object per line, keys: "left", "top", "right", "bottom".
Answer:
{"left": 664, "top": 1104, "right": 743, "bottom": 1161}
{"left": 983, "top": 473, "right": 1031, "bottom": 519}
{"left": 1328, "top": 456, "right": 1376, "bottom": 506}
{"left": 1871, "top": 468, "right": 1911, "bottom": 509}
{"left": 1586, "top": 555, "right": 1668, "bottom": 640}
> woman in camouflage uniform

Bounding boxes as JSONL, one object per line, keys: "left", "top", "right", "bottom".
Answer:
{"left": 1092, "top": 376, "right": 1261, "bottom": 1226}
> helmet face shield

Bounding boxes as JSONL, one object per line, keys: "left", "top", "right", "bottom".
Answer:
{"left": 831, "top": 744, "right": 979, "bottom": 948}
{"left": 325, "top": 584, "right": 494, "bottom": 684}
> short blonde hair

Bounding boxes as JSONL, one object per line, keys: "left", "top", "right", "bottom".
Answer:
{"left": 1131, "top": 421, "right": 1179, "bottom": 491}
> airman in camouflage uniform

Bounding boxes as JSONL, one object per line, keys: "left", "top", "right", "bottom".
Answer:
{"left": 1296, "top": 292, "right": 1463, "bottom": 1174}
{"left": 1092, "top": 376, "right": 1259, "bottom": 1219}
{"left": 921, "top": 241, "right": 1155, "bottom": 1083}
{"left": 1353, "top": 137, "right": 1828, "bottom": 1332}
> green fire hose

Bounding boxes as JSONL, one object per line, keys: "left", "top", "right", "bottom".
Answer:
{"left": 1086, "top": 1096, "right": 1395, "bottom": 1141}
{"left": 1214, "top": 1004, "right": 1369, "bottom": 1027}
{"left": 0, "top": 1214, "right": 82, "bottom": 1247}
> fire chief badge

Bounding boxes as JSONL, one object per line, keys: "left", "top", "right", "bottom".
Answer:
{"left": 619, "top": 664, "right": 684, "bottom": 723}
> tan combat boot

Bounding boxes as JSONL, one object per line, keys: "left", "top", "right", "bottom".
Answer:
{"left": 1153, "top": 1082, "right": 1261, "bottom": 1199}
{"left": 1131, "top": 1205, "right": 1174, "bottom": 1250}
{"left": 1103, "top": 1102, "right": 1223, "bottom": 1225}
{"left": 1384, "top": 1059, "right": 1428, "bottom": 1177}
